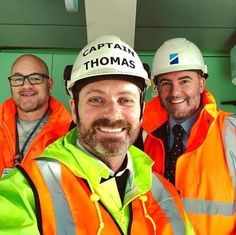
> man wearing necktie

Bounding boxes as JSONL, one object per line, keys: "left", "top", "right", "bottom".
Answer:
{"left": 165, "top": 124, "right": 186, "bottom": 184}
{"left": 136, "top": 38, "right": 236, "bottom": 234}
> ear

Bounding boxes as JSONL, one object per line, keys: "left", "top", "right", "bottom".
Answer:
{"left": 48, "top": 78, "right": 54, "bottom": 92}
{"left": 69, "top": 98, "right": 78, "bottom": 123}
{"left": 199, "top": 77, "right": 206, "bottom": 93}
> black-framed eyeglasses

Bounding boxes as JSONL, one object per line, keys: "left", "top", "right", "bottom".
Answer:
{"left": 8, "top": 73, "right": 49, "bottom": 87}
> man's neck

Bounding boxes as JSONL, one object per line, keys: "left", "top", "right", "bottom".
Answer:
{"left": 17, "top": 104, "right": 49, "bottom": 121}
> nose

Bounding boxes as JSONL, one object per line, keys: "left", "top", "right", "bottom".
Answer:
{"left": 170, "top": 82, "right": 181, "bottom": 96}
{"left": 103, "top": 100, "right": 122, "bottom": 121}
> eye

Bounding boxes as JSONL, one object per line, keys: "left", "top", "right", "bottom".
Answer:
{"left": 158, "top": 80, "right": 171, "bottom": 89}
{"left": 14, "top": 77, "right": 24, "bottom": 82}
{"left": 30, "top": 75, "right": 42, "bottom": 82}
{"left": 88, "top": 96, "right": 104, "bottom": 105}
{"left": 180, "top": 79, "right": 190, "bottom": 85}
{"left": 118, "top": 97, "right": 134, "bottom": 106}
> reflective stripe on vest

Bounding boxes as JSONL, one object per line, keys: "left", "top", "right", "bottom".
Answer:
{"left": 36, "top": 160, "right": 76, "bottom": 235}
{"left": 222, "top": 114, "right": 236, "bottom": 190}
{"left": 182, "top": 198, "right": 235, "bottom": 216}
{"left": 142, "top": 130, "right": 148, "bottom": 142}
{"left": 222, "top": 114, "right": 236, "bottom": 216}
{"left": 151, "top": 173, "right": 186, "bottom": 234}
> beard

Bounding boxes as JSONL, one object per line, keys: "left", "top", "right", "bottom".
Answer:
{"left": 78, "top": 118, "right": 140, "bottom": 158}
{"left": 14, "top": 88, "right": 49, "bottom": 113}
{"left": 17, "top": 99, "right": 45, "bottom": 113}
{"left": 161, "top": 95, "right": 201, "bottom": 122}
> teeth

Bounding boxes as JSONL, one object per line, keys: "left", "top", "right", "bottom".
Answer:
{"left": 98, "top": 127, "right": 123, "bottom": 133}
{"left": 171, "top": 99, "right": 185, "bottom": 104}
{"left": 21, "top": 92, "right": 35, "bottom": 96}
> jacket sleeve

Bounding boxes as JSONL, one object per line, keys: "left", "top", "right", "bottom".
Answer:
{"left": 152, "top": 172, "right": 196, "bottom": 235}
{"left": 0, "top": 168, "right": 40, "bottom": 235}
{"left": 222, "top": 114, "right": 236, "bottom": 189}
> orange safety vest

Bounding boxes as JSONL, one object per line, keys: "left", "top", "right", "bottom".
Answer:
{"left": 20, "top": 158, "right": 188, "bottom": 235}
{"left": 0, "top": 97, "right": 71, "bottom": 176}
{"left": 141, "top": 90, "right": 236, "bottom": 235}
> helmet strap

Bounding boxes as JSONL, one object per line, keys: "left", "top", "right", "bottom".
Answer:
{"left": 72, "top": 89, "right": 80, "bottom": 124}
{"left": 139, "top": 89, "right": 146, "bottom": 121}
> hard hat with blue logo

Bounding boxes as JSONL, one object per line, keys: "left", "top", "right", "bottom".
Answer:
{"left": 152, "top": 38, "right": 208, "bottom": 79}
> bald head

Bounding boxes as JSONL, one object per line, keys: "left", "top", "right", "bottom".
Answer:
{"left": 9, "top": 54, "right": 53, "bottom": 121}
{"left": 11, "top": 54, "right": 49, "bottom": 76}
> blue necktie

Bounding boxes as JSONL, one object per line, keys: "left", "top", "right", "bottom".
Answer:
{"left": 165, "top": 124, "right": 186, "bottom": 185}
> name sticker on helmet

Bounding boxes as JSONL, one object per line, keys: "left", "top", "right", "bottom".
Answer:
{"left": 82, "top": 42, "right": 136, "bottom": 70}
{"left": 169, "top": 53, "right": 179, "bottom": 65}
{"left": 83, "top": 42, "right": 135, "bottom": 57}
{"left": 84, "top": 56, "right": 135, "bottom": 70}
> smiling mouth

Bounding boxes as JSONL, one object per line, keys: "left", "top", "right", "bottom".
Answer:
{"left": 98, "top": 127, "right": 125, "bottom": 133}
{"left": 170, "top": 98, "right": 186, "bottom": 104}
{"left": 20, "top": 91, "right": 36, "bottom": 97}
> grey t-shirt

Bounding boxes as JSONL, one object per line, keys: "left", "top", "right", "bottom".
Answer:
{"left": 16, "top": 112, "right": 50, "bottom": 157}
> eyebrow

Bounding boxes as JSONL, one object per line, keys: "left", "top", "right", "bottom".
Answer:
{"left": 178, "top": 75, "right": 193, "bottom": 80}
{"left": 84, "top": 88, "right": 139, "bottom": 97}
{"left": 159, "top": 75, "right": 192, "bottom": 83}
{"left": 12, "top": 72, "right": 23, "bottom": 75}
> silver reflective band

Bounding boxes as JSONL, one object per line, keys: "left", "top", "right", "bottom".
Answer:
{"left": 151, "top": 173, "right": 186, "bottom": 234}
{"left": 142, "top": 130, "right": 148, "bottom": 142}
{"left": 182, "top": 198, "right": 236, "bottom": 216}
{"left": 222, "top": 114, "right": 236, "bottom": 189}
{"left": 36, "top": 159, "right": 76, "bottom": 235}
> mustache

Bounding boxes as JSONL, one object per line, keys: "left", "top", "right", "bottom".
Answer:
{"left": 166, "top": 95, "right": 186, "bottom": 102}
{"left": 19, "top": 88, "right": 37, "bottom": 94}
{"left": 92, "top": 119, "right": 129, "bottom": 129}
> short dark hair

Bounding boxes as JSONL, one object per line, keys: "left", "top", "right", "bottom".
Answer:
{"left": 63, "top": 65, "right": 73, "bottom": 95}
{"left": 71, "top": 74, "right": 145, "bottom": 100}
{"left": 153, "top": 69, "right": 207, "bottom": 86}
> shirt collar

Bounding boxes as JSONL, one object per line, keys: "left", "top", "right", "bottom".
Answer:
{"left": 169, "top": 106, "right": 202, "bottom": 136}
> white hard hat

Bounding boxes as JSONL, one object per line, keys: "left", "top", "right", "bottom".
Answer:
{"left": 68, "top": 35, "right": 150, "bottom": 97}
{"left": 152, "top": 38, "right": 208, "bottom": 78}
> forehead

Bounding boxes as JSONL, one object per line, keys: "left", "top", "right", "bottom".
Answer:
{"left": 158, "top": 70, "right": 199, "bottom": 81}
{"left": 12, "top": 57, "right": 47, "bottom": 75}
{"left": 80, "top": 79, "right": 140, "bottom": 96}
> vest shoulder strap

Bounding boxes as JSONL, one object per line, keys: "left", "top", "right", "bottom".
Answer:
{"left": 151, "top": 172, "right": 186, "bottom": 233}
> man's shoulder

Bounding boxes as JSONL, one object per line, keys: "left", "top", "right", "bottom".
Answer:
{"left": 0, "top": 98, "right": 15, "bottom": 108}
{"left": 217, "top": 111, "right": 236, "bottom": 127}
{"left": 49, "top": 96, "right": 68, "bottom": 111}
{"left": 0, "top": 98, "right": 16, "bottom": 123}
{"left": 228, "top": 113, "right": 236, "bottom": 122}
{"left": 48, "top": 96, "right": 71, "bottom": 124}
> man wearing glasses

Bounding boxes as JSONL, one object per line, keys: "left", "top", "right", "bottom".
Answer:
{"left": 0, "top": 54, "right": 71, "bottom": 177}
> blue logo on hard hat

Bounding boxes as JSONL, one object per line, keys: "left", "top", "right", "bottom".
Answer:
{"left": 169, "top": 53, "right": 179, "bottom": 65}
